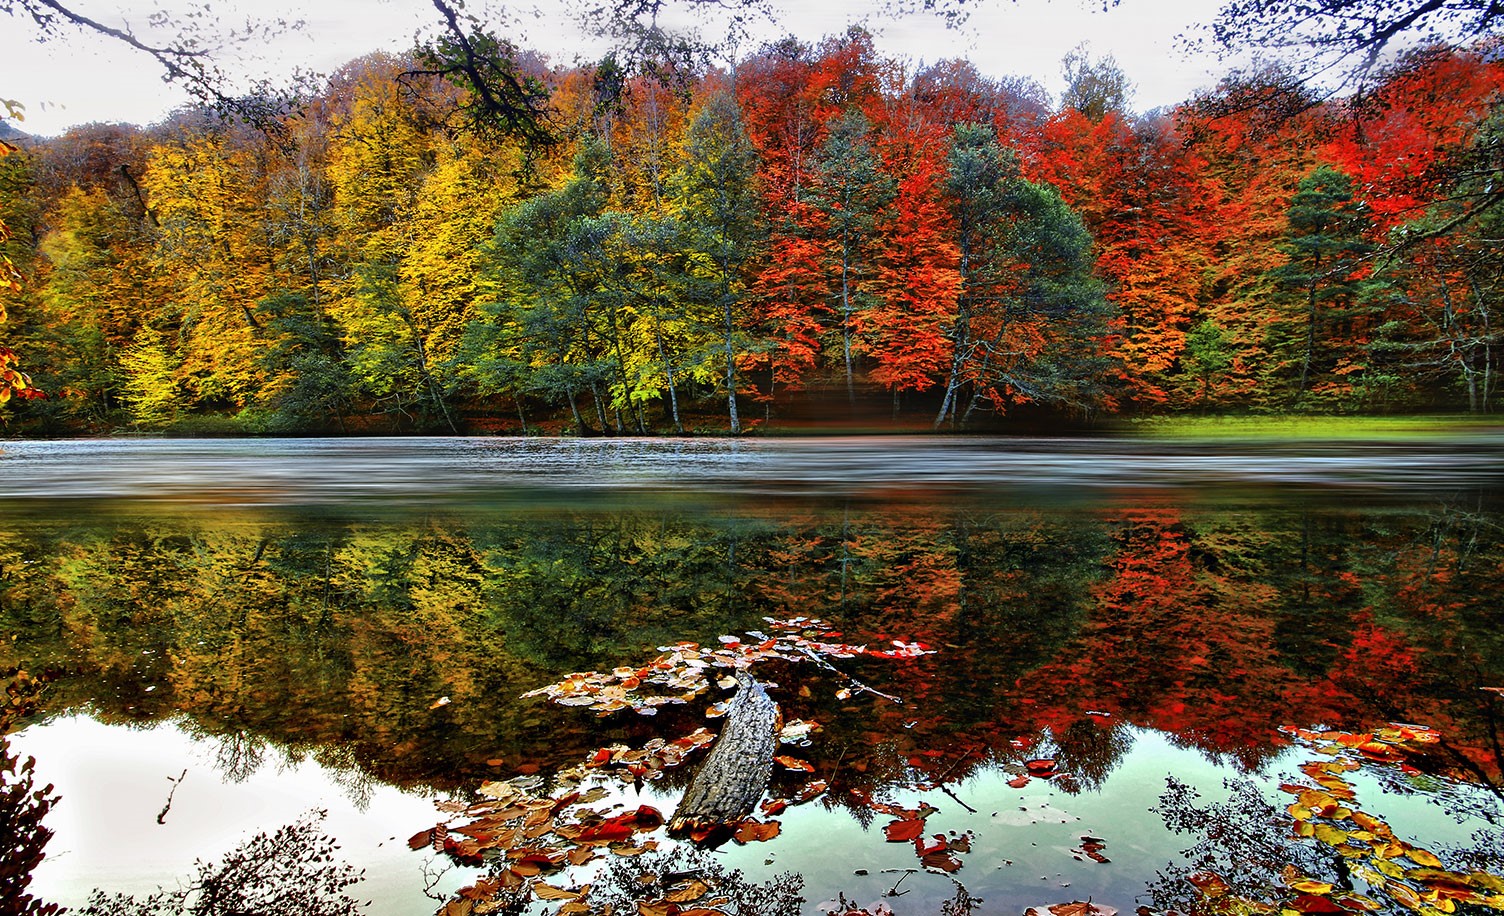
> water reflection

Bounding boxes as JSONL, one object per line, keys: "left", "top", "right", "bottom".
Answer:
{"left": 1, "top": 472, "right": 1502, "bottom": 913}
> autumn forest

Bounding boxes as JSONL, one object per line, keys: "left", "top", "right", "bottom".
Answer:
{"left": 1, "top": 28, "right": 1503, "bottom": 435}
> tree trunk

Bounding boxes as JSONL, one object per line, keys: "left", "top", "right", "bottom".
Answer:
{"left": 724, "top": 299, "right": 741, "bottom": 435}
{"left": 668, "top": 670, "right": 779, "bottom": 843}
{"left": 654, "top": 320, "right": 683, "bottom": 435}
{"left": 1296, "top": 275, "right": 1319, "bottom": 399}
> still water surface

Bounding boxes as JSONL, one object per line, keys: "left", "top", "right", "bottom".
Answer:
{"left": 2, "top": 436, "right": 1501, "bottom": 916}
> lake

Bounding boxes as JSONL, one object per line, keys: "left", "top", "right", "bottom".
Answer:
{"left": 2, "top": 436, "right": 1502, "bottom": 916}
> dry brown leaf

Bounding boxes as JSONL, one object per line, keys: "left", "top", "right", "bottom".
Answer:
{"left": 534, "top": 883, "right": 583, "bottom": 901}
{"left": 666, "top": 879, "right": 710, "bottom": 903}
{"left": 733, "top": 819, "right": 782, "bottom": 843}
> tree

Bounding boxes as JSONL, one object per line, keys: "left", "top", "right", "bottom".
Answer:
{"left": 1202, "top": 0, "right": 1504, "bottom": 95}
{"left": 1182, "top": 318, "right": 1233, "bottom": 407}
{"left": 1265, "top": 164, "right": 1385, "bottom": 406}
{"left": 117, "top": 325, "right": 180, "bottom": 428}
{"left": 1059, "top": 44, "right": 1133, "bottom": 122}
{"left": 676, "top": 91, "right": 762, "bottom": 433}
{"left": 0, "top": 129, "right": 37, "bottom": 410}
{"left": 484, "top": 138, "right": 616, "bottom": 433}
{"left": 937, "top": 124, "right": 1112, "bottom": 425}
{"left": 1376, "top": 106, "right": 1504, "bottom": 412}
{"left": 807, "top": 108, "right": 895, "bottom": 404}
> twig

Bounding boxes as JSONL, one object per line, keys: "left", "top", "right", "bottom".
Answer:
{"left": 881, "top": 868, "right": 918, "bottom": 897}
{"left": 939, "top": 784, "right": 978, "bottom": 815}
{"left": 156, "top": 768, "right": 187, "bottom": 824}
{"left": 796, "top": 646, "right": 903, "bottom": 705}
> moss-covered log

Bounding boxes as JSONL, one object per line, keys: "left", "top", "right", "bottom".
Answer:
{"left": 667, "top": 670, "right": 779, "bottom": 840}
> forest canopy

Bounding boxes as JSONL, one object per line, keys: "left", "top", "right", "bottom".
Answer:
{"left": 1, "top": 1, "right": 1502, "bottom": 433}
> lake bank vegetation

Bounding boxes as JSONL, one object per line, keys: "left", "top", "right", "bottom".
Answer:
{"left": 1, "top": 27, "right": 1502, "bottom": 436}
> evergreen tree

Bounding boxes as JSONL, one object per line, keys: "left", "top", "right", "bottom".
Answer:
{"left": 1266, "top": 164, "right": 1385, "bottom": 407}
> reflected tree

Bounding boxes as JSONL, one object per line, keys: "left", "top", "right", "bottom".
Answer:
{"left": 77, "top": 810, "right": 365, "bottom": 916}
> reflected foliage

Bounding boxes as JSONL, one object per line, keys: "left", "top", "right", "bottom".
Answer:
{"left": 1151, "top": 725, "right": 1504, "bottom": 916}
{"left": 1, "top": 669, "right": 58, "bottom": 916}
{"left": 2, "top": 497, "right": 1502, "bottom": 802}
{"left": 77, "top": 810, "right": 365, "bottom": 916}
{"left": 2, "top": 492, "right": 1504, "bottom": 911}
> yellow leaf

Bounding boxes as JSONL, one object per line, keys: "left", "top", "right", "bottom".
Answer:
{"left": 1374, "top": 860, "right": 1407, "bottom": 880}
{"left": 1333, "top": 893, "right": 1382, "bottom": 911}
{"left": 1408, "top": 849, "right": 1444, "bottom": 869}
{"left": 1387, "top": 881, "right": 1425, "bottom": 911}
{"left": 1290, "top": 879, "right": 1335, "bottom": 895}
{"left": 1313, "top": 825, "right": 1350, "bottom": 846}
{"left": 1352, "top": 811, "right": 1391, "bottom": 835}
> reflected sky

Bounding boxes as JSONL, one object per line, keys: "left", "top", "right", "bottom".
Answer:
{"left": 12, "top": 714, "right": 1498, "bottom": 916}
{"left": 13, "top": 715, "right": 468, "bottom": 912}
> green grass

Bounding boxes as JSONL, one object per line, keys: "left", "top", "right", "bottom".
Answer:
{"left": 1114, "top": 413, "right": 1503, "bottom": 440}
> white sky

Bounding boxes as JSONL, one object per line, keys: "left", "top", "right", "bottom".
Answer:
{"left": 1, "top": 0, "right": 1233, "bottom": 137}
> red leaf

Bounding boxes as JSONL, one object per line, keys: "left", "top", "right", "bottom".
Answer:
{"left": 883, "top": 818, "right": 926, "bottom": 842}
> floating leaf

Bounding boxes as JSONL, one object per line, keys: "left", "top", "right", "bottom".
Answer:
{"left": 733, "top": 819, "right": 782, "bottom": 843}
{"left": 1289, "top": 893, "right": 1347, "bottom": 914}
{"left": 884, "top": 819, "right": 927, "bottom": 842}
{"left": 1008, "top": 775, "right": 1031, "bottom": 789}
{"left": 666, "top": 879, "right": 710, "bottom": 903}
{"left": 566, "top": 846, "right": 597, "bottom": 867}
{"left": 1407, "top": 848, "right": 1444, "bottom": 869}
{"left": 1384, "top": 881, "right": 1425, "bottom": 910}
{"left": 534, "top": 883, "right": 584, "bottom": 901}
{"left": 1333, "top": 893, "right": 1382, "bottom": 911}
{"left": 1188, "top": 872, "right": 1232, "bottom": 898}
{"left": 793, "top": 779, "right": 828, "bottom": 802}
{"left": 921, "top": 849, "right": 963, "bottom": 873}
{"left": 774, "top": 755, "right": 815, "bottom": 772}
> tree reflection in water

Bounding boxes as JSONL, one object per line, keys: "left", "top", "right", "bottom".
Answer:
{"left": 75, "top": 811, "right": 365, "bottom": 916}
{"left": 2, "top": 495, "right": 1504, "bottom": 912}
{"left": 2, "top": 669, "right": 59, "bottom": 916}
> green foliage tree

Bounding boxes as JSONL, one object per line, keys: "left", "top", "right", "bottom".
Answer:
{"left": 1182, "top": 318, "right": 1233, "bottom": 407}
{"left": 807, "top": 108, "right": 895, "bottom": 404}
{"left": 1059, "top": 44, "right": 1133, "bottom": 121}
{"left": 1266, "top": 164, "right": 1385, "bottom": 406}
{"left": 676, "top": 92, "right": 763, "bottom": 433}
{"left": 484, "top": 138, "right": 616, "bottom": 433}
{"left": 938, "top": 124, "right": 1112, "bottom": 425}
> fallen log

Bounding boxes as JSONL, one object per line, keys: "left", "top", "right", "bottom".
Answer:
{"left": 667, "top": 669, "right": 780, "bottom": 842}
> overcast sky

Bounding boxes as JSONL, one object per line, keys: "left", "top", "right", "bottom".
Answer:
{"left": 1, "top": 0, "right": 1233, "bottom": 137}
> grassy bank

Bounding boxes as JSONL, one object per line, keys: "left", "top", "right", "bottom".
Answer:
{"left": 1115, "top": 414, "right": 1504, "bottom": 440}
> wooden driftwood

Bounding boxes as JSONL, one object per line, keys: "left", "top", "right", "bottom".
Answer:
{"left": 667, "top": 669, "right": 780, "bottom": 840}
